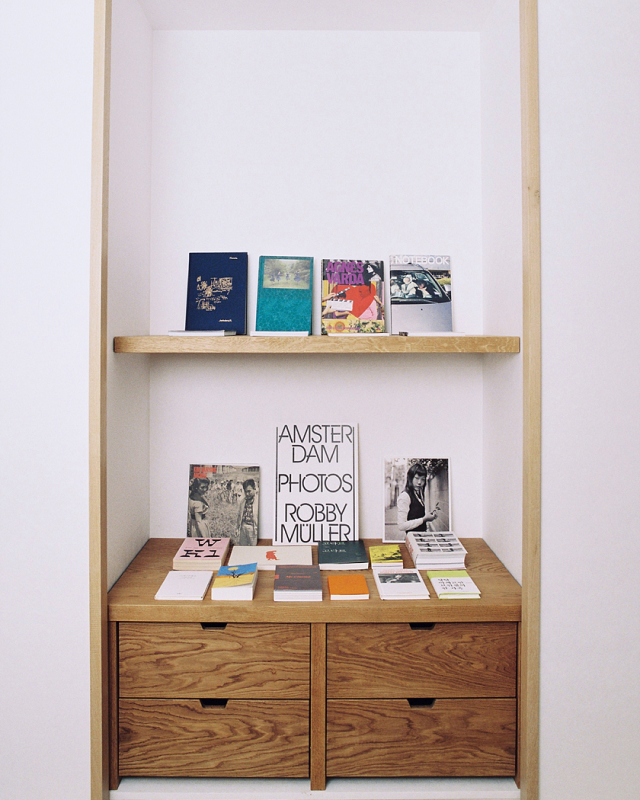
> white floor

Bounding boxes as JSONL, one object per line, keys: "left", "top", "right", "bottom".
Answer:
{"left": 110, "top": 777, "right": 520, "bottom": 800}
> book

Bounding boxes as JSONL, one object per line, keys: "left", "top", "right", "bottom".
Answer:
{"left": 273, "top": 565, "right": 323, "bottom": 601}
{"left": 373, "top": 568, "right": 430, "bottom": 601}
{"left": 389, "top": 255, "right": 452, "bottom": 334}
{"left": 227, "top": 545, "right": 313, "bottom": 570}
{"left": 256, "top": 256, "right": 314, "bottom": 333}
{"left": 185, "top": 252, "right": 248, "bottom": 334}
{"left": 317, "top": 540, "right": 368, "bottom": 570}
{"left": 172, "top": 537, "right": 231, "bottom": 570}
{"left": 369, "top": 544, "right": 403, "bottom": 569}
{"left": 427, "top": 569, "right": 480, "bottom": 599}
{"left": 321, "top": 259, "right": 385, "bottom": 334}
{"left": 210, "top": 562, "right": 258, "bottom": 600}
{"left": 405, "top": 531, "right": 467, "bottom": 570}
{"left": 383, "top": 457, "right": 450, "bottom": 543}
{"left": 187, "top": 464, "right": 260, "bottom": 546}
{"left": 154, "top": 570, "right": 213, "bottom": 600}
{"left": 274, "top": 423, "right": 359, "bottom": 544}
{"left": 168, "top": 329, "right": 236, "bottom": 336}
{"left": 327, "top": 573, "right": 369, "bottom": 600}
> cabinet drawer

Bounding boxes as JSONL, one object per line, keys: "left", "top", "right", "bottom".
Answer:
{"left": 326, "top": 698, "right": 516, "bottom": 777}
{"left": 327, "top": 623, "right": 516, "bottom": 698}
{"left": 119, "top": 622, "right": 310, "bottom": 698}
{"left": 119, "top": 698, "right": 309, "bottom": 777}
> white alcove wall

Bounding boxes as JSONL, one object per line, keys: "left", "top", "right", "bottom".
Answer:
{"left": 107, "top": 0, "right": 523, "bottom": 590}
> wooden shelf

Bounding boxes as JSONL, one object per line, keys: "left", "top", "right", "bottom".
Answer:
{"left": 108, "top": 538, "right": 521, "bottom": 624}
{"left": 114, "top": 335, "right": 520, "bottom": 355}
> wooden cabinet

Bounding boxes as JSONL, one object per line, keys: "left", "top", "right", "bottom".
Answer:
{"left": 108, "top": 537, "right": 521, "bottom": 790}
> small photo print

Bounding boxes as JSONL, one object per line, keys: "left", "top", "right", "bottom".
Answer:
{"left": 261, "top": 257, "right": 312, "bottom": 290}
{"left": 383, "top": 457, "right": 450, "bottom": 542}
{"left": 187, "top": 464, "right": 260, "bottom": 546}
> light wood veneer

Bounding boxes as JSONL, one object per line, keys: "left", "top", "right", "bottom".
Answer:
{"left": 113, "top": 334, "right": 520, "bottom": 355}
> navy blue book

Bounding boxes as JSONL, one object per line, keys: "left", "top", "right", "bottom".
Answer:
{"left": 185, "top": 252, "right": 248, "bottom": 333}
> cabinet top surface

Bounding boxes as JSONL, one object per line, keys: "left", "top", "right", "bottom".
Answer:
{"left": 113, "top": 335, "right": 520, "bottom": 355}
{"left": 108, "top": 538, "right": 521, "bottom": 623}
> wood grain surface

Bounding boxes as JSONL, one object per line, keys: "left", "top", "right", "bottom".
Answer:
{"left": 327, "top": 622, "right": 517, "bottom": 698}
{"left": 119, "top": 698, "right": 309, "bottom": 777}
{"left": 114, "top": 335, "right": 520, "bottom": 355}
{"left": 310, "top": 623, "right": 327, "bottom": 790}
{"left": 326, "top": 698, "right": 516, "bottom": 777}
{"left": 108, "top": 538, "right": 521, "bottom": 624}
{"left": 119, "top": 622, "right": 310, "bottom": 699}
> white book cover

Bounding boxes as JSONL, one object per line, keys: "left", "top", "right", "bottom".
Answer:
{"left": 154, "top": 570, "right": 213, "bottom": 600}
{"left": 389, "top": 255, "right": 452, "bottom": 334}
{"left": 373, "top": 568, "right": 430, "bottom": 600}
{"left": 274, "top": 423, "right": 358, "bottom": 544}
{"left": 227, "top": 545, "right": 313, "bottom": 570}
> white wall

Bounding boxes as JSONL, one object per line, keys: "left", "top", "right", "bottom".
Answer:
{"left": 0, "top": 1, "right": 94, "bottom": 799}
{"left": 538, "top": 0, "right": 640, "bottom": 798}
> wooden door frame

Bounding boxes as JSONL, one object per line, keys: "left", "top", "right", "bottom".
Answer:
{"left": 88, "top": 1, "right": 542, "bottom": 797}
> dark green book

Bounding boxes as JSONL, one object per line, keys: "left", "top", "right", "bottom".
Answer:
{"left": 317, "top": 540, "right": 368, "bottom": 570}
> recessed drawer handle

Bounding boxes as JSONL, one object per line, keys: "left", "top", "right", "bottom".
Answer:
{"left": 199, "top": 698, "right": 229, "bottom": 709}
{"left": 409, "top": 622, "right": 435, "bottom": 631}
{"left": 200, "top": 622, "right": 228, "bottom": 630}
{"left": 407, "top": 698, "right": 436, "bottom": 709}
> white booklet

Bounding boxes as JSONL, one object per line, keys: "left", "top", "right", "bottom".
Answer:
{"left": 373, "top": 568, "right": 430, "bottom": 600}
{"left": 154, "top": 570, "right": 213, "bottom": 600}
{"left": 227, "top": 545, "right": 313, "bottom": 570}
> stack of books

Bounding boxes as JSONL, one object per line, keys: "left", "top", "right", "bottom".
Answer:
{"left": 405, "top": 531, "right": 467, "bottom": 570}
{"left": 427, "top": 570, "right": 481, "bottom": 599}
{"left": 173, "top": 537, "right": 231, "bottom": 570}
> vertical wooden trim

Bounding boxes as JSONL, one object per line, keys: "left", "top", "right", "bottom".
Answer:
{"left": 310, "top": 623, "right": 327, "bottom": 790}
{"left": 108, "top": 622, "right": 120, "bottom": 790}
{"left": 90, "top": 0, "right": 111, "bottom": 798}
{"left": 520, "top": 0, "right": 541, "bottom": 798}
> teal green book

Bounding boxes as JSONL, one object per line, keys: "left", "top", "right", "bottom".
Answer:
{"left": 256, "top": 256, "right": 313, "bottom": 333}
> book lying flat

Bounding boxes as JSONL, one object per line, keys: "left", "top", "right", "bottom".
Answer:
{"left": 328, "top": 573, "right": 369, "bottom": 600}
{"left": 273, "top": 565, "right": 323, "bottom": 601}
{"left": 154, "top": 570, "right": 213, "bottom": 601}
{"left": 173, "top": 537, "right": 231, "bottom": 570}
{"left": 427, "top": 570, "right": 481, "bottom": 599}
{"left": 318, "top": 540, "right": 368, "bottom": 570}
{"left": 227, "top": 545, "right": 313, "bottom": 570}
{"left": 210, "top": 563, "right": 258, "bottom": 600}
{"left": 369, "top": 544, "right": 403, "bottom": 569}
{"left": 373, "top": 568, "right": 430, "bottom": 601}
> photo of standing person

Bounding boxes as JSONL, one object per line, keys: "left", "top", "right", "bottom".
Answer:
{"left": 383, "top": 458, "right": 450, "bottom": 542}
{"left": 186, "top": 464, "right": 260, "bottom": 542}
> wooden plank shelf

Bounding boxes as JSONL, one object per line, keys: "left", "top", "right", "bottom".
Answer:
{"left": 114, "top": 335, "right": 520, "bottom": 355}
{"left": 108, "top": 538, "right": 521, "bottom": 624}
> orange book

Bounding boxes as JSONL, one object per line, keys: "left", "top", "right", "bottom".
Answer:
{"left": 327, "top": 573, "right": 369, "bottom": 600}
